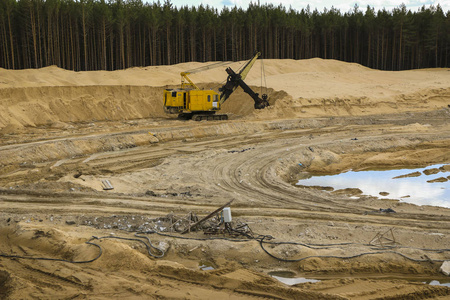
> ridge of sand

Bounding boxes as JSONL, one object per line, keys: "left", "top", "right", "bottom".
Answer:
{"left": 0, "top": 58, "right": 370, "bottom": 88}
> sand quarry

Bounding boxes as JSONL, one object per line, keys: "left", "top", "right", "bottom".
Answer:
{"left": 0, "top": 58, "right": 450, "bottom": 299}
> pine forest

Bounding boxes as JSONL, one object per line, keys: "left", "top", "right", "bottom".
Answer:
{"left": 1, "top": 0, "right": 449, "bottom": 71}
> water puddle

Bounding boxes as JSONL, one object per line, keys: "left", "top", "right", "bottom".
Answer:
{"left": 268, "top": 271, "right": 320, "bottom": 285}
{"left": 268, "top": 271, "right": 449, "bottom": 287}
{"left": 428, "top": 280, "right": 450, "bottom": 287}
{"left": 198, "top": 260, "right": 215, "bottom": 271}
{"left": 376, "top": 276, "right": 450, "bottom": 287}
{"left": 375, "top": 277, "right": 450, "bottom": 287}
{"left": 297, "top": 164, "right": 449, "bottom": 208}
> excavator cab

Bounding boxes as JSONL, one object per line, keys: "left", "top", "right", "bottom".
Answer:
{"left": 164, "top": 89, "right": 220, "bottom": 115}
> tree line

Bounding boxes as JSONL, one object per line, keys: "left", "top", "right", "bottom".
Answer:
{"left": 0, "top": 0, "right": 449, "bottom": 71}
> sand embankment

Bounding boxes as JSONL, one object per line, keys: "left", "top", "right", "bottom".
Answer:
{"left": 1, "top": 59, "right": 449, "bottom": 129}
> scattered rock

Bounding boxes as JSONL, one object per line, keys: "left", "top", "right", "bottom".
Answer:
{"left": 228, "top": 147, "right": 254, "bottom": 153}
{"left": 145, "top": 190, "right": 158, "bottom": 197}
{"left": 440, "top": 261, "right": 450, "bottom": 276}
{"left": 158, "top": 241, "right": 170, "bottom": 252}
{"left": 379, "top": 208, "right": 396, "bottom": 213}
{"left": 66, "top": 220, "right": 76, "bottom": 225}
{"left": 379, "top": 192, "right": 389, "bottom": 196}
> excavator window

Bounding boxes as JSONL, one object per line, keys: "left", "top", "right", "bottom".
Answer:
{"left": 172, "top": 91, "right": 177, "bottom": 97}
{"left": 207, "top": 95, "right": 211, "bottom": 102}
{"left": 214, "top": 95, "right": 218, "bottom": 102}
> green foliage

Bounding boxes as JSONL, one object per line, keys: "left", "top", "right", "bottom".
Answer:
{"left": 0, "top": 0, "right": 449, "bottom": 70}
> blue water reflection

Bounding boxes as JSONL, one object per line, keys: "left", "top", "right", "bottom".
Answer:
{"left": 297, "top": 164, "right": 449, "bottom": 208}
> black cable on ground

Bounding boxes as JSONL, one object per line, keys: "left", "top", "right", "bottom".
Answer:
{"left": 92, "top": 233, "right": 165, "bottom": 258}
{"left": 0, "top": 233, "right": 165, "bottom": 263}
{"left": 142, "top": 230, "right": 260, "bottom": 242}
{"left": 257, "top": 236, "right": 448, "bottom": 263}
{"left": 0, "top": 239, "right": 102, "bottom": 264}
{"left": 259, "top": 239, "right": 450, "bottom": 252}
{"left": 144, "top": 230, "right": 449, "bottom": 263}
{"left": 1, "top": 229, "right": 448, "bottom": 264}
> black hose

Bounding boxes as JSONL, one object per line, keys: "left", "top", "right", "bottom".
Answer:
{"left": 1, "top": 230, "right": 447, "bottom": 264}
{"left": 144, "top": 230, "right": 449, "bottom": 263}
{"left": 257, "top": 236, "right": 448, "bottom": 263}
{"left": 0, "top": 239, "right": 102, "bottom": 263}
{"left": 0, "top": 233, "right": 166, "bottom": 263}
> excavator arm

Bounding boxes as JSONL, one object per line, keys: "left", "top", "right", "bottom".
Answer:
{"left": 219, "top": 52, "right": 269, "bottom": 109}
{"left": 180, "top": 72, "right": 200, "bottom": 90}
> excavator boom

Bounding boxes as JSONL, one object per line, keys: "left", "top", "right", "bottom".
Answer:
{"left": 239, "top": 51, "right": 261, "bottom": 81}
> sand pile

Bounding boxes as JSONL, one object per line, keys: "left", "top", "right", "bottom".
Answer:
{"left": 1, "top": 59, "right": 449, "bottom": 130}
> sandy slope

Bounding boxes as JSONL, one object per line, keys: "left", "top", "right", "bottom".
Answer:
{"left": 0, "top": 59, "right": 449, "bottom": 299}
{"left": 1, "top": 58, "right": 449, "bottom": 129}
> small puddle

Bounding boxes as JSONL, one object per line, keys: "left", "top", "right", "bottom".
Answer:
{"left": 268, "top": 271, "right": 320, "bottom": 285}
{"left": 198, "top": 260, "right": 215, "bottom": 271}
{"left": 268, "top": 272, "right": 449, "bottom": 287}
{"left": 297, "top": 164, "right": 449, "bottom": 208}
{"left": 374, "top": 276, "right": 450, "bottom": 286}
{"left": 427, "top": 280, "right": 450, "bottom": 287}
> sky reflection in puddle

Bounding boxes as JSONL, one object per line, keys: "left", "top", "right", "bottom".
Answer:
{"left": 297, "top": 164, "right": 449, "bottom": 208}
{"left": 428, "top": 280, "right": 450, "bottom": 287}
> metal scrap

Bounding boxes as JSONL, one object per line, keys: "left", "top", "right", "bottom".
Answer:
{"left": 369, "top": 228, "right": 398, "bottom": 248}
{"left": 101, "top": 180, "right": 114, "bottom": 190}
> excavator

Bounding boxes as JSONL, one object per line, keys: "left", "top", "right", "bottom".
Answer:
{"left": 163, "top": 52, "right": 269, "bottom": 121}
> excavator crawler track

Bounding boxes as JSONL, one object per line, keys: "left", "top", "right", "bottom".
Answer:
{"left": 192, "top": 114, "right": 228, "bottom": 121}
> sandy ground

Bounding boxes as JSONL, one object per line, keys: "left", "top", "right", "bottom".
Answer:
{"left": 0, "top": 59, "right": 449, "bottom": 299}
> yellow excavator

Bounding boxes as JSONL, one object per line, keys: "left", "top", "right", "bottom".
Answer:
{"left": 163, "top": 52, "right": 269, "bottom": 121}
